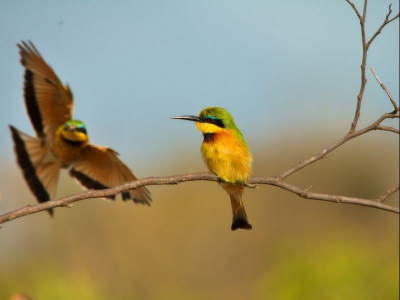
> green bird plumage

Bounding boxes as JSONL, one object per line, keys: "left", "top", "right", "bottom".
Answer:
{"left": 173, "top": 106, "right": 253, "bottom": 230}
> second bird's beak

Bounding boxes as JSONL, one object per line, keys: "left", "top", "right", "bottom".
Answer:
{"left": 171, "top": 115, "right": 202, "bottom": 122}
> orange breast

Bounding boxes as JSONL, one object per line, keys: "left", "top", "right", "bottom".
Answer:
{"left": 200, "top": 129, "right": 252, "bottom": 183}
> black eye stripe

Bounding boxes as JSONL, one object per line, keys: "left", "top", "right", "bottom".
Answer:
{"left": 64, "top": 125, "right": 87, "bottom": 134}
{"left": 204, "top": 117, "right": 225, "bottom": 128}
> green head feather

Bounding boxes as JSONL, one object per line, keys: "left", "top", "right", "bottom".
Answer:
{"left": 199, "top": 107, "right": 236, "bottom": 127}
{"left": 61, "top": 119, "right": 88, "bottom": 142}
{"left": 199, "top": 106, "right": 246, "bottom": 143}
{"left": 64, "top": 120, "right": 87, "bottom": 130}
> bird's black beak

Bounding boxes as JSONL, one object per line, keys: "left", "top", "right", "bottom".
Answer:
{"left": 171, "top": 115, "right": 202, "bottom": 122}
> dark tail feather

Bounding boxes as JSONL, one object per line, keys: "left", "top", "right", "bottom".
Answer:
{"left": 230, "top": 194, "right": 252, "bottom": 231}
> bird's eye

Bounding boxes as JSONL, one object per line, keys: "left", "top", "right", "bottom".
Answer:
{"left": 205, "top": 116, "right": 217, "bottom": 123}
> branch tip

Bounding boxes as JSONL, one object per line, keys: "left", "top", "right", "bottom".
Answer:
{"left": 370, "top": 66, "right": 398, "bottom": 111}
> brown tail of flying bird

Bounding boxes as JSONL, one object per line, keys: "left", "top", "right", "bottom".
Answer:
{"left": 9, "top": 125, "right": 60, "bottom": 215}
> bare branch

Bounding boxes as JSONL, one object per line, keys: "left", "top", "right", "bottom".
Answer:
{"left": 0, "top": 173, "right": 217, "bottom": 225}
{"left": 277, "top": 112, "right": 399, "bottom": 180}
{"left": 370, "top": 66, "right": 399, "bottom": 112}
{"left": 346, "top": 0, "right": 399, "bottom": 133}
{"left": 345, "top": 0, "right": 363, "bottom": 20}
{"left": 376, "top": 184, "right": 400, "bottom": 202}
{"left": 253, "top": 177, "right": 398, "bottom": 214}
{"left": 375, "top": 125, "right": 400, "bottom": 134}
{"left": 347, "top": 0, "right": 368, "bottom": 133}
{"left": 362, "top": 0, "right": 368, "bottom": 23}
{"left": 0, "top": 172, "right": 398, "bottom": 226}
{"left": 367, "top": 4, "right": 400, "bottom": 47}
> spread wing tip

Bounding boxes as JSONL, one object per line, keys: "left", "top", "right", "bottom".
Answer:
{"left": 17, "top": 40, "right": 41, "bottom": 56}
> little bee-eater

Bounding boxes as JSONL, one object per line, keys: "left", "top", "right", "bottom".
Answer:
{"left": 172, "top": 107, "right": 253, "bottom": 231}
{"left": 9, "top": 41, "right": 151, "bottom": 215}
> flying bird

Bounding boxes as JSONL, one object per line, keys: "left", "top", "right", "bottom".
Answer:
{"left": 172, "top": 107, "right": 253, "bottom": 230}
{"left": 10, "top": 41, "right": 151, "bottom": 215}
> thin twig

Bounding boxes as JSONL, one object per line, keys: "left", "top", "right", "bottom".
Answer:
{"left": 346, "top": 0, "right": 399, "bottom": 133}
{"left": 0, "top": 172, "right": 398, "bottom": 225}
{"left": 376, "top": 184, "right": 399, "bottom": 202}
{"left": 276, "top": 0, "right": 400, "bottom": 182}
{"left": 277, "top": 112, "right": 399, "bottom": 180}
{"left": 253, "top": 177, "right": 398, "bottom": 213}
{"left": 367, "top": 4, "right": 400, "bottom": 47}
{"left": 362, "top": 0, "right": 368, "bottom": 25}
{"left": 370, "top": 66, "right": 399, "bottom": 112}
{"left": 347, "top": 0, "right": 368, "bottom": 133}
{"left": 345, "top": 0, "right": 362, "bottom": 20}
{"left": 376, "top": 125, "right": 400, "bottom": 134}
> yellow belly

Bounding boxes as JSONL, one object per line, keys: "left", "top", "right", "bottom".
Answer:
{"left": 201, "top": 130, "right": 252, "bottom": 183}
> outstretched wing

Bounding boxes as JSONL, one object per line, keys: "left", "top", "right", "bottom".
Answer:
{"left": 69, "top": 145, "right": 151, "bottom": 205}
{"left": 18, "top": 41, "right": 74, "bottom": 138}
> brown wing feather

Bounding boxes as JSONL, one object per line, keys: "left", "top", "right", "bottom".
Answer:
{"left": 18, "top": 41, "right": 74, "bottom": 138}
{"left": 69, "top": 145, "right": 151, "bottom": 205}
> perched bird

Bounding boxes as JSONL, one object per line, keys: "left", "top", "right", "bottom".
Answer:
{"left": 172, "top": 107, "right": 253, "bottom": 230}
{"left": 9, "top": 41, "right": 151, "bottom": 215}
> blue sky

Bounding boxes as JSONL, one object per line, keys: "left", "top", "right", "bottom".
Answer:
{"left": 0, "top": 0, "right": 398, "bottom": 176}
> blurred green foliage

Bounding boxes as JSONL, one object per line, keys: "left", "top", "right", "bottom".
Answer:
{"left": 254, "top": 236, "right": 399, "bottom": 300}
{"left": 0, "top": 133, "right": 398, "bottom": 300}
